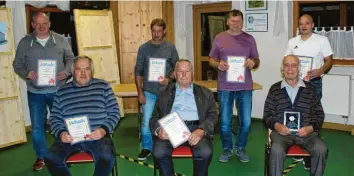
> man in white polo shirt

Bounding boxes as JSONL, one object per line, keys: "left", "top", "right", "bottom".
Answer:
{"left": 285, "top": 14, "right": 333, "bottom": 171}
{"left": 285, "top": 14, "right": 333, "bottom": 99}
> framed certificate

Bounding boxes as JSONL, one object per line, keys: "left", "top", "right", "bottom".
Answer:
{"left": 37, "top": 60, "right": 57, "bottom": 86}
{"left": 148, "top": 58, "right": 166, "bottom": 82}
{"left": 226, "top": 56, "right": 246, "bottom": 83}
{"left": 65, "top": 115, "right": 92, "bottom": 145}
{"left": 297, "top": 56, "right": 313, "bottom": 80}
{"left": 283, "top": 111, "right": 301, "bottom": 133}
{"left": 158, "top": 112, "right": 191, "bottom": 148}
{"left": 245, "top": 13, "right": 268, "bottom": 32}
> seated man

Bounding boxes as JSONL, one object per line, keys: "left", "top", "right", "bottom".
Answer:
{"left": 150, "top": 59, "right": 217, "bottom": 176}
{"left": 263, "top": 55, "right": 327, "bottom": 176}
{"left": 44, "top": 56, "right": 120, "bottom": 176}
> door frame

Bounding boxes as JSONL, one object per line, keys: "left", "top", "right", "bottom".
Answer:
{"left": 192, "top": 2, "right": 231, "bottom": 81}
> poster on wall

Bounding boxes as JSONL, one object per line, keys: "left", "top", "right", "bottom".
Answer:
{"left": 0, "top": 22, "right": 9, "bottom": 53}
{"left": 245, "top": 13, "right": 268, "bottom": 32}
{"left": 245, "top": 0, "right": 267, "bottom": 11}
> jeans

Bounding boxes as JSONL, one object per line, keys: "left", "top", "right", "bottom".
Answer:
{"left": 153, "top": 124, "right": 213, "bottom": 176}
{"left": 141, "top": 91, "right": 158, "bottom": 151}
{"left": 309, "top": 77, "right": 322, "bottom": 99}
{"left": 218, "top": 90, "right": 252, "bottom": 150}
{"left": 44, "top": 136, "right": 115, "bottom": 176}
{"left": 27, "top": 91, "right": 56, "bottom": 159}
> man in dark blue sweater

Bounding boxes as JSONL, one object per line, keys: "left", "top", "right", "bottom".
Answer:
{"left": 44, "top": 56, "right": 120, "bottom": 176}
{"left": 264, "top": 55, "right": 327, "bottom": 176}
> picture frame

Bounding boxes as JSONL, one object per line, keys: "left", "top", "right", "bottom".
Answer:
{"left": 245, "top": 13, "right": 268, "bottom": 32}
{"left": 245, "top": 0, "right": 268, "bottom": 11}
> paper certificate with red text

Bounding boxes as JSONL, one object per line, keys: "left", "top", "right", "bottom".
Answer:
{"left": 158, "top": 112, "right": 191, "bottom": 148}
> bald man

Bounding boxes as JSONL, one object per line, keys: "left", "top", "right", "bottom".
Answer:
{"left": 264, "top": 55, "right": 327, "bottom": 176}
{"left": 13, "top": 12, "right": 74, "bottom": 171}
{"left": 285, "top": 14, "right": 333, "bottom": 99}
{"left": 285, "top": 13, "right": 333, "bottom": 170}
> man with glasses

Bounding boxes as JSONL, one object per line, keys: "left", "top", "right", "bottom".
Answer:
{"left": 135, "top": 18, "right": 179, "bottom": 161}
{"left": 13, "top": 12, "right": 74, "bottom": 171}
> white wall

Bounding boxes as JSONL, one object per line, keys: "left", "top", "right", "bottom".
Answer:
{"left": 174, "top": 0, "right": 354, "bottom": 126}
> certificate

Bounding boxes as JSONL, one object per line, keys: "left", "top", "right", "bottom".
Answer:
{"left": 245, "top": 13, "right": 268, "bottom": 32}
{"left": 37, "top": 60, "right": 56, "bottom": 86}
{"left": 65, "top": 115, "right": 92, "bottom": 145}
{"left": 148, "top": 58, "right": 166, "bottom": 82}
{"left": 283, "top": 111, "right": 301, "bottom": 134}
{"left": 158, "top": 112, "right": 191, "bottom": 148}
{"left": 227, "top": 56, "right": 246, "bottom": 83}
{"left": 297, "top": 56, "right": 313, "bottom": 80}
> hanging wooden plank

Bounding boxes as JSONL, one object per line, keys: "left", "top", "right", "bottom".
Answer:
{"left": 0, "top": 8, "right": 26, "bottom": 148}
{"left": 74, "top": 9, "right": 124, "bottom": 117}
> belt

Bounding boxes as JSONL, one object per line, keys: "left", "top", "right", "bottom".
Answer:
{"left": 184, "top": 120, "right": 199, "bottom": 125}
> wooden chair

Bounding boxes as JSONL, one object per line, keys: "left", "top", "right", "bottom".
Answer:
{"left": 153, "top": 146, "right": 193, "bottom": 176}
{"left": 264, "top": 130, "right": 310, "bottom": 176}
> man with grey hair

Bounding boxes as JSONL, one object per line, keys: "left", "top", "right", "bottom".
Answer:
{"left": 12, "top": 12, "right": 74, "bottom": 171}
{"left": 44, "top": 56, "right": 120, "bottom": 176}
{"left": 263, "top": 55, "right": 328, "bottom": 176}
{"left": 150, "top": 59, "right": 217, "bottom": 176}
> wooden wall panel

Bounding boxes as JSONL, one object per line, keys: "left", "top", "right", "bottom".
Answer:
{"left": 0, "top": 8, "right": 26, "bottom": 148}
{"left": 118, "top": 1, "right": 141, "bottom": 53}
{"left": 162, "top": 1, "right": 175, "bottom": 44}
{"left": 140, "top": 1, "right": 162, "bottom": 43}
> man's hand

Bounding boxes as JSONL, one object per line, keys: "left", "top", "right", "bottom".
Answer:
{"left": 217, "top": 60, "right": 229, "bottom": 71}
{"left": 159, "top": 77, "right": 170, "bottom": 86}
{"left": 157, "top": 128, "right": 169, "bottom": 140}
{"left": 297, "top": 126, "right": 314, "bottom": 137}
{"left": 60, "top": 131, "right": 73, "bottom": 143}
{"left": 57, "top": 71, "right": 67, "bottom": 81}
{"left": 27, "top": 71, "right": 38, "bottom": 81}
{"left": 307, "top": 68, "right": 324, "bottom": 79}
{"left": 274, "top": 123, "right": 291, "bottom": 136}
{"left": 138, "top": 93, "right": 146, "bottom": 105}
{"left": 188, "top": 129, "right": 204, "bottom": 146}
{"left": 244, "top": 59, "right": 255, "bottom": 69}
{"left": 88, "top": 128, "right": 106, "bottom": 140}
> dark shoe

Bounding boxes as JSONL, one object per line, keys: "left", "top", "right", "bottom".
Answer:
{"left": 303, "top": 159, "right": 310, "bottom": 171}
{"left": 293, "top": 156, "right": 303, "bottom": 162}
{"left": 32, "top": 158, "right": 45, "bottom": 171}
{"left": 137, "top": 149, "right": 151, "bottom": 161}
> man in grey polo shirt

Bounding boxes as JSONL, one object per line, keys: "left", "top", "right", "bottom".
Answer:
{"left": 12, "top": 12, "right": 74, "bottom": 171}
{"left": 135, "top": 18, "right": 179, "bottom": 160}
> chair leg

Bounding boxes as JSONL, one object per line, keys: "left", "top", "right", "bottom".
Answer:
{"left": 264, "top": 144, "right": 270, "bottom": 176}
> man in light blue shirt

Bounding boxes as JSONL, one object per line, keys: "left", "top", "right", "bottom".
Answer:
{"left": 150, "top": 59, "right": 217, "bottom": 176}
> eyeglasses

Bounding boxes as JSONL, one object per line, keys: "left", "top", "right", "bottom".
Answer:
{"left": 33, "top": 23, "right": 50, "bottom": 27}
{"left": 75, "top": 67, "right": 92, "bottom": 72}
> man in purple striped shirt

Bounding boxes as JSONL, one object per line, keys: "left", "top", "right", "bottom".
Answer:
{"left": 209, "top": 9, "right": 260, "bottom": 163}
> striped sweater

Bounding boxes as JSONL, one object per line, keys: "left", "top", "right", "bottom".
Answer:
{"left": 49, "top": 78, "right": 120, "bottom": 138}
{"left": 263, "top": 81, "right": 324, "bottom": 132}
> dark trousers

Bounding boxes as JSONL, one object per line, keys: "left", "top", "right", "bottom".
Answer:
{"left": 269, "top": 132, "right": 327, "bottom": 176}
{"left": 44, "top": 136, "right": 115, "bottom": 176}
{"left": 152, "top": 124, "right": 213, "bottom": 176}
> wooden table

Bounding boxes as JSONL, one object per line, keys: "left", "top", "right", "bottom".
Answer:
{"left": 112, "top": 80, "right": 262, "bottom": 97}
{"left": 112, "top": 81, "right": 263, "bottom": 140}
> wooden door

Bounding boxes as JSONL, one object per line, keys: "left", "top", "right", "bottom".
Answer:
{"left": 0, "top": 8, "right": 27, "bottom": 148}
{"left": 73, "top": 9, "right": 124, "bottom": 116}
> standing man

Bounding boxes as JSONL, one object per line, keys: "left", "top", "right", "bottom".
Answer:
{"left": 285, "top": 14, "right": 333, "bottom": 169}
{"left": 285, "top": 14, "right": 333, "bottom": 99}
{"left": 264, "top": 55, "right": 327, "bottom": 176}
{"left": 209, "top": 9, "right": 260, "bottom": 163}
{"left": 150, "top": 59, "right": 217, "bottom": 176}
{"left": 135, "top": 18, "right": 179, "bottom": 161}
{"left": 12, "top": 12, "right": 74, "bottom": 171}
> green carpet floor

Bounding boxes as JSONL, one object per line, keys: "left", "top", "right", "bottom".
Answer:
{"left": 0, "top": 113, "right": 353, "bottom": 176}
